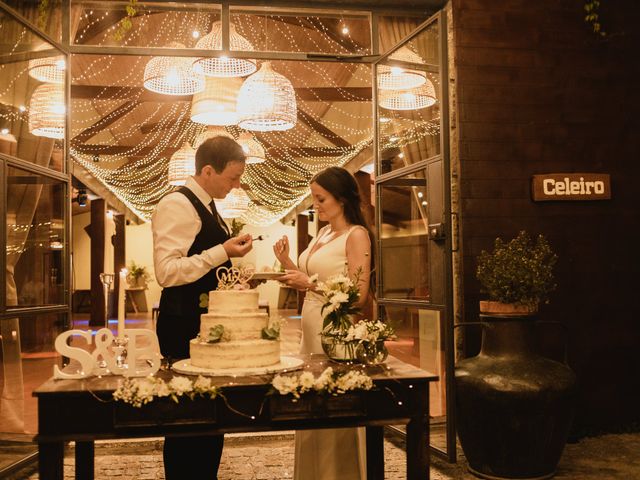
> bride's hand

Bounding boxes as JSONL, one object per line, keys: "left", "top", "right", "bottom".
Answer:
{"left": 279, "top": 270, "right": 312, "bottom": 291}
{"left": 272, "top": 235, "right": 290, "bottom": 264}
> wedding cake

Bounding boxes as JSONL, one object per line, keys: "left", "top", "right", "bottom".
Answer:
{"left": 190, "top": 289, "right": 280, "bottom": 369}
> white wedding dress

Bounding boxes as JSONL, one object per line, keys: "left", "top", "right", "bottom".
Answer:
{"left": 294, "top": 225, "right": 367, "bottom": 480}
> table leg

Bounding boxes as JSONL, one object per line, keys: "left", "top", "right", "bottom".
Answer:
{"left": 39, "top": 441, "right": 64, "bottom": 480}
{"left": 75, "top": 440, "right": 95, "bottom": 480}
{"left": 366, "top": 426, "right": 384, "bottom": 480}
{"left": 406, "top": 384, "right": 430, "bottom": 480}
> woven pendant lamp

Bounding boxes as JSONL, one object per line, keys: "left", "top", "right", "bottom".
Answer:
{"left": 237, "top": 131, "right": 266, "bottom": 164}
{"left": 377, "top": 46, "right": 427, "bottom": 91}
{"left": 378, "top": 79, "right": 437, "bottom": 111}
{"left": 193, "top": 22, "right": 257, "bottom": 78}
{"left": 192, "top": 126, "right": 234, "bottom": 150}
{"left": 143, "top": 42, "right": 204, "bottom": 96}
{"left": 28, "top": 83, "right": 65, "bottom": 139}
{"left": 28, "top": 56, "right": 66, "bottom": 84}
{"left": 190, "top": 77, "right": 242, "bottom": 126}
{"left": 237, "top": 62, "right": 297, "bottom": 132}
{"left": 215, "top": 188, "right": 250, "bottom": 218}
{"left": 168, "top": 142, "right": 196, "bottom": 186}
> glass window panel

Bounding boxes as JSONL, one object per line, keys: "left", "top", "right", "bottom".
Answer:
{"left": 231, "top": 8, "right": 371, "bottom": 55}
{"left": 6, "top": 167, "right": 66, "bottom": 308}
{"left": 379, "top": 169, "right": 429, "bottom": 301}
{"left": 0, "top": 22, "right": 66, "bottom": 172}
{"left": 377, "top": 14, "right": 431, "bottom": 54}
{"left": 381, "top": 304, "right": 447, "bottom": 451}
{"left": 377, "top": 20, "right": 440, "bottom": 174}
{"left": 1, "top": 1, "right": 63, "bottom": 43}
{"left": 0, "top": 313, "right": 67, "bottom": 451}
{"left": 71, "top": 2, "right": 220, "bottom": 47}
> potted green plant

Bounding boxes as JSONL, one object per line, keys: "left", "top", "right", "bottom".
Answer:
{"left": 476, "top": 230, "right": 557, "bottom": 315}
{"left": 126, "top": 261, "right": 151, "bottom": 288}
{"left": 456, "top": 231, "right": 575, "bottom": 479}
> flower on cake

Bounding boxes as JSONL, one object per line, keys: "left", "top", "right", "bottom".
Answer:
{"left": 271, "top": 367, "right": 373, "bottom": 400}
{"left": 262, "top": 316, "right": 286, "bottom": 340}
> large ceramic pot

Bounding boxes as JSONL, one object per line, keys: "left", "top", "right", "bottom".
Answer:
{"left": 455, "top": 313, "right": 577, "bottom": 480}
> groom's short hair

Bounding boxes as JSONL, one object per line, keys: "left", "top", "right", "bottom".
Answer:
{"left": 195, "top": 136, "right": 246, "bottom": 174}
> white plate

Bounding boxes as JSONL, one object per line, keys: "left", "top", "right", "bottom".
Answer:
{"left": 171, "top": 356, "right": 304, "bottom": 377}
{"left": 251, "top": 272, "right": 286, "bottom": 280}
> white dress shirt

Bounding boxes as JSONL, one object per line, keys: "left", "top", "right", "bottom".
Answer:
{"left": 152, "top": 177, "right": 229, "bottom": 288}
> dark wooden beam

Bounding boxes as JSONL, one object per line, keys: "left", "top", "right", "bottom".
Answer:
{"left": 71, "top": 85, "right": 371, "bottom": 102}
{"left": 297, "top": 107, "right": 351, "bottom": 149}
{"left": 73, "top": 142, "right": 346, "bottom": 159}
{"left": 73, "top": 101, "right": 141, "bottom": 143}
{"left": 113, "top": 214, "right": 126, "bottom": 319}
{"left": 90, "top": 199, "right": 106, "bottom": 327}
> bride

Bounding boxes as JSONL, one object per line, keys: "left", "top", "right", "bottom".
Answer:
{"left": 274, "top": 166, "right": 375, "bottom": 480}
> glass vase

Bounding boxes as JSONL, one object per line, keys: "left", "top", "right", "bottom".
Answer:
{"left": 320, "top": 335, "right": 359, "bottom": 362}
{"left": 356, "top": 340, "right": 389, "bottom": 365}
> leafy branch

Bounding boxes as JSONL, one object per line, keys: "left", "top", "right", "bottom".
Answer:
{"left": 113, "top": 0, "right": 138, "bottom": 42}
{"left": 584, "top": 0, "right": 606, "bottom": 37}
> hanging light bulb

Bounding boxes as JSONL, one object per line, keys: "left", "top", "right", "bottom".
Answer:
{"left": 168, "top": 142, "right": 196, "bottom": 186}
{"left": 378, "top": 79, "right": 437, "bottom": 111}
{"left": 192, "top": 126, "right": 234, "bottom": 150}
{"left": 377, "top": 46, "right": 427, "bottom": 91}
{"left": 215, "top": 188, "right": 251, "bottom": 218}
{"left": 143, "top": 42, "right": 204, "bottom": 95}
{"left": 237, "top": 62, "right": 297, "bottom": 132}
{"left": 29, "top": 83, "right": 65, "bottom": 139}
{"left": 237, "top": 131, "right": 266, "bottom": 164}
{"left": 190, "top": 77, "right": 242, "bottom": 126}
{"left": 28, "top": 55, "right": 66, "bottom": 84}
{"left": 193, "top": 22, "right": 257, "bottom": 78}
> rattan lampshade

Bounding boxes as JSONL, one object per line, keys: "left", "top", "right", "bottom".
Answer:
{"left": 168, "top": 142, "right": 196, "bottom": 186}
{"left": 28, "top": 56, "right": 66, "bottom": 84}
{"left": 190, "top": 77, "right": 242, "bottom": 125}
{"left": 192, "top": 126, "right": 234, "bottom": 150}
{"left": 144, "top": 42, "right": 204, "bottom": 96}
{"left": 378, "top": 79, "right": 437, "bottom": 111}
{"left": 377, "top": 46, "right": 427, "bottom": 91}
{"left": 237, "top": 131, "right": 266, "bottom": 164}
{"left": 215, "top": 188, "right": 250, "bottom": 218}
{"left": 28, "top": 83, "right": 65, "bottom": 139}
{"left": 193, "top": 22, "right": 257, "bottom": 78}
{"left": 237, "top": 62, "right": 297, "bottom": 132}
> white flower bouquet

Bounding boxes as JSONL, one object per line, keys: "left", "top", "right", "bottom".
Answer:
{"left": 342, "top": 319, "right": 396, "bottom": 344}
{"left": 113, "top": 375, "right": 219, "bottom": 407}
{"left": 317, "top": 269, "right": 363, "bottom": 333}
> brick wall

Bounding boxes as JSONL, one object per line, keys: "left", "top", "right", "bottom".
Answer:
{"left": 451, "top": 0, "right": 640, "bottom": 432}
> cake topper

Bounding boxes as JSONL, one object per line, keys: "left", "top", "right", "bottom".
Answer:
{"left": 216, "top": 265, "right": 255, "bottom": 290}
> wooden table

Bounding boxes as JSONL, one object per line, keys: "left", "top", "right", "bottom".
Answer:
{"left": 34, "top": 355, "right": 437, "bottom": 480}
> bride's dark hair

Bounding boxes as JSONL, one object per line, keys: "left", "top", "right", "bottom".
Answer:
{"left": 310, "top": 166, "right": 376, "bottom": 293}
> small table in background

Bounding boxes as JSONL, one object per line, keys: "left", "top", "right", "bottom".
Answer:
{"left": 125, "top": 287, "right": 148, "bottom": 313}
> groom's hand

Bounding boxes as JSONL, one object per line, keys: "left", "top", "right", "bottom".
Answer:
{"left": 223, "top": 234, "right": 252, "bottom": 257}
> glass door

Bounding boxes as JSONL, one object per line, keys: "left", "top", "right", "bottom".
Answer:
{"left": 0, "top": 1, "right": 71, "bottom": 474}
{"left": 374, "top": 10, "right": 455, "bottom": 461}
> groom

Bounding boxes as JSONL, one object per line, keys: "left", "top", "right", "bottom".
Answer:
{"left": 152, "top": 136, "right": 253, "bottom": 479}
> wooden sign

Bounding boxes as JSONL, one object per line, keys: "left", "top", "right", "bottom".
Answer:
{"left": 532, "top": 173, "right": 611, "bottom": 201}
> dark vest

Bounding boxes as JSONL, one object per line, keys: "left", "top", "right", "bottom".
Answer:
{"left": 157, "top": 187, "right": 231, "bottom": 359}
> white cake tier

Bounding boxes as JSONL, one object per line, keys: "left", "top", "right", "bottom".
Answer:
{"left": 200, "top": 312, "right": 268, "bottom": 340}
{"left": 208, "top": 289, "right": 259, "bottom": 313}
{"left": 190, "top": 338, "right": 280, "bottom": 369}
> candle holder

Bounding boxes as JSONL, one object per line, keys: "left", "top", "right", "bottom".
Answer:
{"left": 98, "top": 273, "right": 115, "bottom": 370}
{"left": 113, "top": 336, "right": 129, "bottom": 370}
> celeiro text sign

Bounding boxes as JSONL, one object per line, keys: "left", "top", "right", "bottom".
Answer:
{"left": 531, "top": 173, "right": 611, "bottom": 201}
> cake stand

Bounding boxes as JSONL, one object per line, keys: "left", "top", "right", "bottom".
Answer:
{"left": 171, "top": 356, "right": 304, "bottom": 376}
